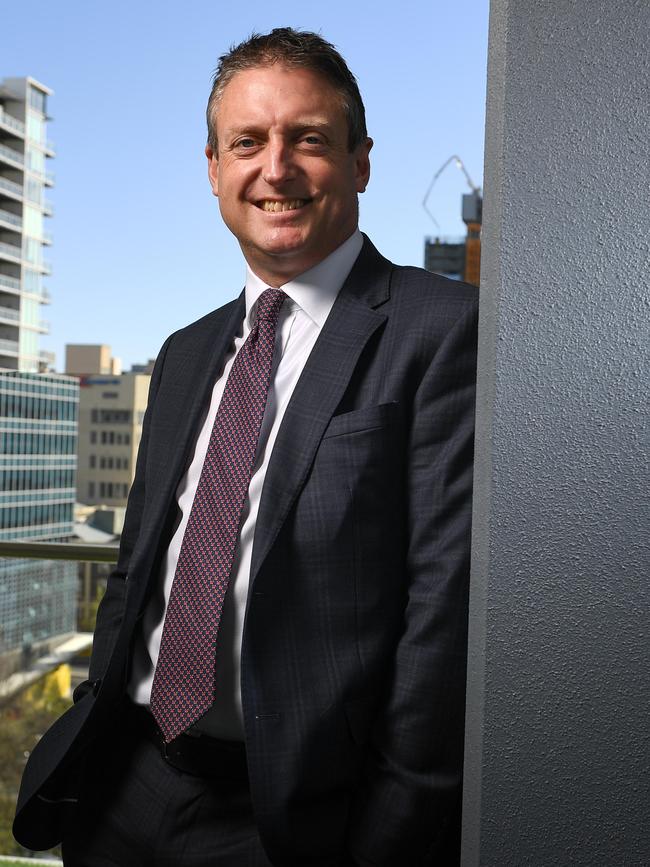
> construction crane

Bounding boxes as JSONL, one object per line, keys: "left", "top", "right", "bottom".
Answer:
{"left": 422, "top": 155, "right": 482, "bottom": 287}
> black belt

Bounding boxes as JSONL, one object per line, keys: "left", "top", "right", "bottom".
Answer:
{"left": 125, "top": 700, "right": 248, "bottom": 780}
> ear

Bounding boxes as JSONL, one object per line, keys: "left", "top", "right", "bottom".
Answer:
{"left": 354, "top": 137, "right": 373, "bottom": 194}
{"left": 206, "top": 145, "right": 219, "bottom": 198}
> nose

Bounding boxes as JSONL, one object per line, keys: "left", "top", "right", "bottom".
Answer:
{"left": 261, "top": 137, "right": 295, "bottom": 185}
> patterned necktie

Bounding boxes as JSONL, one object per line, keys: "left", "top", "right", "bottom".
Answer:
{"left": 151, "top": 288, "right": 286, "bottom": 743}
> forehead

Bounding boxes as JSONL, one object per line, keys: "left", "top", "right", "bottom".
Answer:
{"left": 214, "top": 64, "right": 347, "bottom": 129}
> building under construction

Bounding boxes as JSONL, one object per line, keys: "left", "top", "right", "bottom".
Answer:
{"left": 424, "top": 189, "right": 482, "bottom": 287}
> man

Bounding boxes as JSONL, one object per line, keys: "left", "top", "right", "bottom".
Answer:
{"left": 14, "top": 28, "right": 478, "bottom": 866}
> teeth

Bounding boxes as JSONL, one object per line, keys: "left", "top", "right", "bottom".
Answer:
{"left": 260, "top": 199, "right": 306, "bottom": 212}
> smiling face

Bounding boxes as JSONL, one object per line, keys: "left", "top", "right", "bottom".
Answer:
{"left": 206, "top": 64, "right": 372, "bottom": 287}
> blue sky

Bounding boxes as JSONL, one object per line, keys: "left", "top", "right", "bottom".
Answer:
{"left": 4, "top": 0, "right": 489, "bottom": 369}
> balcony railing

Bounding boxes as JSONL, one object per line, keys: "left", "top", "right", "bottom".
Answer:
{"left": 0, "top": 241, "right": 21, "bottom": 261}
{"left": 0, "top": 106, "right": 26, "bottom": 136}
{"left": 0, "top": 273, "right": 20, "bottom": 291}
{"left": 0, "top": 337, "right": 19, "bottom": 354}
{"left": 43, "top": 199, "right": 53, "bottom": 216}
{"left": 0, "top": 176, "right": 23, "bottom": 198}
{"left": 0, "top": 141, "right": 24, "bottom": 167}
{"left": 44, "top": 171, "right": 55, "bottom": 186}
{"left": 0, "top": 305, "right": 19, "bottom": 323}
{"left": 0, "top": 207, "right": 22, "bottom": 228}
{"left": 0, "top": 540, "right": 118, "bottom": 563}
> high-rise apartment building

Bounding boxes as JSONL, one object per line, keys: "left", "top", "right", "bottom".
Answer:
{"left": 0, "top": 370, "right": 79, "bottom": 678}
{"left": 0, "top": 79, "right": 84, "bottom": 685}
{"left": 0, "top": 77, "right": 54, "bottom": 371}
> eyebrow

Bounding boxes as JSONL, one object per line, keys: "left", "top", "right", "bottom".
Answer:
{"left": 223, "top": 120, "right": 334, "bottom": 139}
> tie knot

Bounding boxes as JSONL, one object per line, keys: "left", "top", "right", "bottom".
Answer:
{"left": 255, "top": 288, "right": 286, "bottom": 324}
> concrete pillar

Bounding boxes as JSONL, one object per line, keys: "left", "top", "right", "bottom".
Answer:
{"left": 463, "top": 1, "right": 649, "bottom": 864}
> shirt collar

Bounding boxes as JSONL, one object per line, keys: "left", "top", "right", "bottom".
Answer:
{"left": 244, "top": 230, "right": 363, "bottom": 329}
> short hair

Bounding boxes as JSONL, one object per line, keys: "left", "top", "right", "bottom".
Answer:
{"left": 206, "top": 27, "right": 368, "bottom": 153}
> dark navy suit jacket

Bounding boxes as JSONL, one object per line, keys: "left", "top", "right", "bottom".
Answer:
{"left": 14, "top": 237, "right": 478, "bottom": 865}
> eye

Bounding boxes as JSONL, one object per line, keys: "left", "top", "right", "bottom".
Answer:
{"left": 302, "top": 134, "right": 325, "bottom": 146}
{"left": 233, "top": 137, "right": 258, "bottom": 151}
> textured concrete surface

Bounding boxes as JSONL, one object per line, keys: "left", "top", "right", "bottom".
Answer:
{"left": 463, "top": 1, "right": 649, "bottom": 864}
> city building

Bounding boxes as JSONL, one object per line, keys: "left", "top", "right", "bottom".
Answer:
{"left": 0, "top": 77, "right": 54, "bottom": 371}
{"left": 65, "top": 344, "right": 121, "bottom": 377}
{"left": 0, "top": 370, "right": 79, "bottom": 680}
{"left": 424, "top": 190, "right": 482, "bottom": 286}
{"left": 66, "top": 346, "right": 151, "bottom": 508}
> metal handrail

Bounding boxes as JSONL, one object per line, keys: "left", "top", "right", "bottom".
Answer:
{"left": 0, "top": 306, "right": 19, "bottom": 322}
{"left": 0, "top": 142, "right": 24, "bottom": 166}
{"left": 0, "top": 108, "right": 26, "bottom": 135}
{"left": 0, "top": 176, "right": 23, "bottom": 196}
{"left": 0, "top": 540, "right": 118, "bottom": 563}
{"left": 0, "top": 241, "right": 21, "bottom": 260}
{"left": 0, "top": 208, "right": 22, "bottom": 228}
{"left": 0, "top": 274, "right": 20, "bottom": 290}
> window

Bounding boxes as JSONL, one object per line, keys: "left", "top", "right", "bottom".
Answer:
{"left": 29, "top": 88, "right": 47, "bottom": 114}
{"left": 90, "top": 431, "right": 97, "bottom": 444}
{"left": 89, "top": 455, "right": 96, "bottom": 468}
{"left": 99, "top": 482, "right": 105, "bottom": 497}
{"left": 25, "top": 179, "right": 43, "bottom": 206}
{"left": 101, "top": 432, "right": 107, "bottom": 444}
{"left": 23, "top": 269, "right": 42, "bottom": 295}
{"left": 91, "top": 410, "right": 98, "bottom": 423}
{"left": 88, "top": 482, "right": 95, "bottom": 498}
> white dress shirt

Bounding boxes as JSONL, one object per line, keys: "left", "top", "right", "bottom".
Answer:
{"left": 128, "top": 230, "right": 363, "bottom": 740}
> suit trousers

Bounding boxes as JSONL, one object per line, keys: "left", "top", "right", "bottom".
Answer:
{"left": 61, "top": 706, "right": 273, "bottom": 867}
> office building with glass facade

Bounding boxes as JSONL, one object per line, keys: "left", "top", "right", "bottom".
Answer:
{"left": 0, "top": 350, "right": 79, "bottom": 670}
{"left": 0, "top": 76, "right": 53, "bottom": 372}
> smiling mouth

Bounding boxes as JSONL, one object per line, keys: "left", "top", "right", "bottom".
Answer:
{"left": 257, "top": 199, "right": 310, "bottom": 213}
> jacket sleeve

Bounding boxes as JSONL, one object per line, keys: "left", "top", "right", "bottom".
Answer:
{"left": 73, "top": 335, "right": 173, "bottom": 703}
{"left": 346, "top": 300, "right": 478, "bottom": 865}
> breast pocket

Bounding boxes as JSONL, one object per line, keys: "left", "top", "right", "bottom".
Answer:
{"left": 321, "top": 401, "right": 401, "bottom": 440}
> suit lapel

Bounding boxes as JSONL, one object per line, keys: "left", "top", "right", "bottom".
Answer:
{"left": 250, "top": 238, "right": 392, "bottom": 584}
{"left": 130, "top": 294, "right": 246, "bottom": 584}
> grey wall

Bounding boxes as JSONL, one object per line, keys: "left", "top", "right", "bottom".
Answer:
{"left": 463, "top": 1, "right": 649, "bottom": 864}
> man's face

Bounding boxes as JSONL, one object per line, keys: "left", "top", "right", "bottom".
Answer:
{"left": 206, "top": 64, "right": 372, "bottom": 286}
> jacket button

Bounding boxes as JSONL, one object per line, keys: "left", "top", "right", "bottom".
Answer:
{"left": 92, "top": 678, "right": 102, "bottom": 696}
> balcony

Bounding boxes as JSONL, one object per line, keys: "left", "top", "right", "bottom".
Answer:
{"left": 41, "top": 230, "right": 53, "bottom": 245}
{"left": 0, "top": 207, "right": 22, "bottom": 230}
{"left": 44, "top": 170, "right": 55, "bottom": 187}
{"left": 0, "top": 175, "right": 23, "bottom": 199}
{"left": 42, "top": 198, "right": 53, "bottom": 216}
{"left": 0, "top": 240, "right": 22, "bottom": 263}
{"left": 45, "top": 139, "right": 56, "bottom": 157}
{"left": 0, "top": 337, "right": 19, "bottom": 355}
{"left": 0, "top": 141, "right": 24, "bottom": 169}
{"left": 0, "top": 305, "right": 19, "bottom": 324}
{"left": 0, "top": 273, "right": 20, "bottom": 292}
{"left": 0, "top": 106, "right": 26, "bottom": 137}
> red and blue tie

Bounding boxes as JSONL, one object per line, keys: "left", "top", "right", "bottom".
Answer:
{"left": 151, "top": 288, "right": 286, "bottom": 743}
